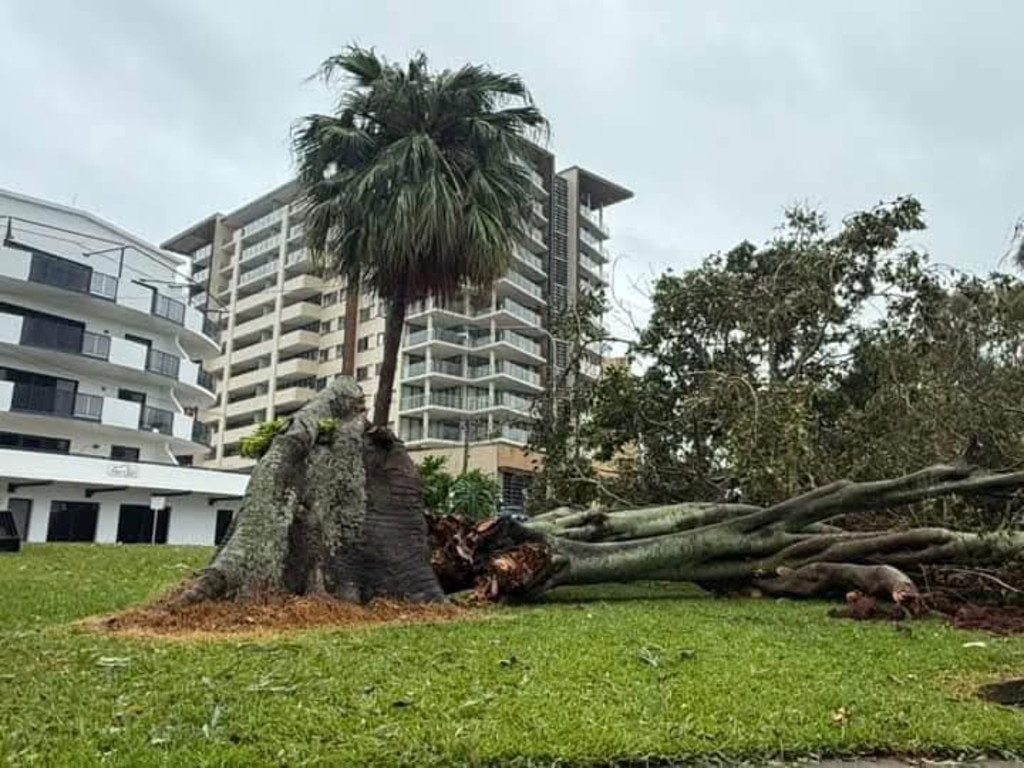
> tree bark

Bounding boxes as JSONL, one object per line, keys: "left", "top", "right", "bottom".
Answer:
{"left": 373, "top": 294, "right": 407, "bottom": 427}
{"left": 183, "top": 378, "right": 443, "bottom": 604}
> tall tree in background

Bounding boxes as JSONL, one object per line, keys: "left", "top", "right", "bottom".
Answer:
{"left": 294, "top": 46, "right": 547, "bottom": 425}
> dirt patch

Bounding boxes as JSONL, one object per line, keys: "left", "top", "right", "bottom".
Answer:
{"left": 86, "top": 588, "right": 472, "bottom": 639}
{"left": 952, "top": 604, "right": 1024, "bottom": 635}
{"left": 828, "top": 590, "right": 1024, "bottom": 635}
{"left": 979, "top": 678, "right": 1024, "bottom": 707}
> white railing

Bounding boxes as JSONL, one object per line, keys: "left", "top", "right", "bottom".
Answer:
{"left": 404, "top": 328, "right": 469, "bottom": 347}
{"left": 498, "top": 300, "right": 541, "bottom": 326}
{"left": 514, "top": 246, "right": 544, "bottom": 272}
{"left": 503, "top": 271, "right": 543, "bottom": 299}
{"left": 286, "top": 248, "right": 310, "bottom": 267}
{"left": 500, "top": 425, "right": 531, "bottom": 444}
{"left": 242, "top": 209, "right": 283, "bottom": 238}
{"left": 241, "top": 234, "right": 281, "bottom": 263}
{"left": 429, "top": 391, "right": 463, "bottom": 409}
{"left": 400, "top": 394, "right": 425, "bottom": 410}
{"left": 497, "top": 393, "right": 535, "bottom": 412}
{"left": 192, "top": 244, "right": 213, "bottom": 263}
{"left": 239, "top": 259, "right": 278, "bottom": 286}
{"left": 527, "top": 226, "right": 546, "bottom": 245}
{"left": 193, "top": 267, "right": 209, "bottom": 284}
{"left": 580, "top": 203, "right": 609, "bottom": 235}
{"left": 496, "top": 361, "right": 541, "bottom": 386}
{"left": 579, "top": 228, "right": 607, "bottom": 256}
{"left": 288, "top": 224, "right": 305, "bottom": 241}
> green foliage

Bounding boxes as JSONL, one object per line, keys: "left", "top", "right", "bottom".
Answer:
{"left": 527, "top": 289, "right": 609, "bottom": 511}
{"left": 293, "top": 45, "right": 547, "bottom": 423}
{"left": 317, "top": 417, "right": 341, "bottom": 442}
{"left": 6, "top": 546, "right": 1024, "bottom": 764}
{"left": 588, "top": 197, "right": 1024, "bottom": 528}
{"left": 450, "top": 470, "right": 501, "bottom": 520}
{"left": 418, "top": 455, "right": 454, "bottom": 514}
{"left": 417, "top": 456, "right": 500, "bottom": 519}
{"left": 239, "top": 417, "right": 287, "bottom": 459}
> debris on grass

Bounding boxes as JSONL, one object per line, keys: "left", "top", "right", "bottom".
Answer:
{"left": 86, "top": 587, "right": 471, "bottom": 639}
{"left": 827, "top": 588, "right": 1024, "bottom": 635}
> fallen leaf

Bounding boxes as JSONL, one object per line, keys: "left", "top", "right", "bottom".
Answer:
{"left": 963, "top": 641, "right": 988, "bottom": 648}
{"left": 831, "top": 706, "right": 852, "bottom": 725}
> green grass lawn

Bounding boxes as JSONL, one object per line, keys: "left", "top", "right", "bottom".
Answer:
{"left": 2, "top": 545, "right": 1024, "bottom": 766}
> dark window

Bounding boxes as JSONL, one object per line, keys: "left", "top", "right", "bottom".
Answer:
{"left": 28, "top": 252, "right": 91, "bottom": 294}
{"left": 0, "top": 430, "right": 70, "bottom": 453}
{"left": 175, "top": 454, "right": 194, "bottom": 466}
{"left": 0, "top": 302, "right": 85, "bottom": 354}
{"left": 9, "top": 498, "right": 31, "bottom": 541}
{"left": 359, "top": 306, "right": 372, "bottom": 322}
{"left": 356, "top": 366, "right": 369, "bottom": 381}
{"left": 116, "top": 505, "right": 155, "bottom": 544}
{"left": 357, "top": 336, "right": 370, "bottom": 352}
{"left": 214, "top": 509, "right": 234, "bottom": 545}
{"left": 2, "top": 368, "right": 77, "bottom": 416}
{"left": 125, "top": 334, "right": 151, "bottom": 349}
{"left": 110, "top": 445, "right": 140, "bottom": 462}
{"left": 46, "top": 501, "right": 98, "bottom": 542}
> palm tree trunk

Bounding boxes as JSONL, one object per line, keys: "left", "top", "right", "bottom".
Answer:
{"left": 373, "top": 294, "right": 408, "bottom": 427}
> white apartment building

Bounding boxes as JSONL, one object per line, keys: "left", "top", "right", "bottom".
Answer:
{"left": 0, "top": 189, "right": 246, "bottom": 546}
{"left": 163, "top": 147, "right": 632, "bottom": 506}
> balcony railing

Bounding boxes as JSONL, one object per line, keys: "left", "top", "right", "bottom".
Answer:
{"left": 241, "top": 234, "right": 282, "bottom": 262}
{"left": 404, "top": 328, "right": 469, "bottom": 347}
{"left": 496, "top": 393, "right": 535, "bottom": 412}
{"left": 579, "top": 227, "right": 607, "bottom": 257}
{"left": 239, "top": 259, "right": 279, "bottom": 286}
{"left": 74, "top": 393, "right": 103, "bottom": 421}
{"left": 146, "top": 348, "right": 181, "bottom": 379}
{"left": 499, "top": 425, "right": 531, "bottom": 444}
{"left": 286, "top": 248, "right": 310, "bottom": 267}
{"left": 197, "top": 369, "right": 217, "bottom": 392}
{"left": 28, "top": 252, "right": 119, "bottom": 300}
{"left": 427, "top": 423, "right": 463, "bottom": 441}
{"left": 81, "top": 331, "right": 111, "bottom": 360}
{"left": 241, "top": 209, "right": 283, "bottom": 238}
{"left": 152, "top": 294, "right": 186, "bottom": 325}
{"left": 191, "top": 420, "right": 211, "bottom": 446}
{"left": 513, "top": 246, "right": 544, "bottom": 273}
{"left": 498, "top": 300, "right": 541, "bottom": 326}
{"left": 502, "top": 271, "right": 543, "bottom": 299}
{"left": 140, "top": 406, "right": 175, "bottom": 435}
{"left": 192, "top": 244, "right": 213, "bottom": 264}
{"left": 580, "top": 203, "right": 610, "bottom": 235}
{"left": 203, "top": 316, "right": 220, "bottom": 342}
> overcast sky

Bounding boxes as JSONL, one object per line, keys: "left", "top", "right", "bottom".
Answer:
{"left": 3, "top": 0, "right": 1023, "bottom": 324}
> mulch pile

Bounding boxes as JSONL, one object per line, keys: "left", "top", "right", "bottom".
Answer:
{"left": 90, "top": 587, "right": 470, "bottom": 639}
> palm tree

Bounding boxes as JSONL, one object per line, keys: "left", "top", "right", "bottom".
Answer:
{"left": 293, "top": 46, "right": 547, "bottom": 427}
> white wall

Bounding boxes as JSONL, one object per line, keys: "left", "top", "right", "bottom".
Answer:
{"left": 0, "top": 380, "right": 12, "bottom": 411}
{"left": 4, "top": 480, "right": 240, "bottom": 545}
{"left": 0, "top": 313, "right": 22, "bottom": 345}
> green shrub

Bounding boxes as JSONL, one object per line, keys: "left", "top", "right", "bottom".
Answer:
{"left": 450, "top": 470, "right": 501, "bottom": 521}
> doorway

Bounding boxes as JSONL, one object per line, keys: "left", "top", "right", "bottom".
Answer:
{"left": 46, "top": 501, "right": 99, "bottom": 542}
{"left": 116, "top": 504, "right": 170, "bottom": 544}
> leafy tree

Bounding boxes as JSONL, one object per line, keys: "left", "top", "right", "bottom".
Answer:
{"left": 588, "top": 196, "right": 1024, "bottom": 528}
{"left": 450, "top": 470, "right": 501, "bottom": 520}
{"left": 293, "top": 46, "right": 547, "bottom": 425}
{"left": 418, "top": 455, "right": 454, "bottom": 514}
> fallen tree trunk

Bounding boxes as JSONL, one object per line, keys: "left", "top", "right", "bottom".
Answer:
{"left": 430, "top": 457, "right": 1024, "bottom": 603}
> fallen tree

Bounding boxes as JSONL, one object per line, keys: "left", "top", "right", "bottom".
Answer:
{"left": 179, "top": 378, "right": 1024, "bottom": 612}
{"left": 430, "top": 453, "right": 1024, "bottom": 604}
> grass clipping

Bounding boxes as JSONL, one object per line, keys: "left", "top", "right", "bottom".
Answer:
{"left": 91, "top": 584, "right": 469, "bottom": 639}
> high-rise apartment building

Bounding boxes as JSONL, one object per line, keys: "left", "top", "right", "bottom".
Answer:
{"left": 163, "top": 147, "right": 631, "bottom": 504}
{"left": 0, "top": 188, "right": 247, "bottom": 545}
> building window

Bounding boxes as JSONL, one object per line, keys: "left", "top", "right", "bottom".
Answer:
{"left": 319, "top": 349, "right": 331, "bottom": 362}
{"left": 322, "top": 291, "right": 339, "bottom": 306}
{"left": 356, "top": 366, "right": 369, "bottom": 381}
{"left": 335, "top": 344, "right": 346, "bottom": 359}
{"left": 357, "top": 336, "right": 370, "bottom": 352}
{"left": 0, "top": 430, "right": 70, "bottom": 454}
{"left": 315, "top": 377, "right": 327, "bottom": 391}
{"left": 376, "top": 332, "right": 385, "bottom": 347}
{"left": 110, "top": 445, "right": 140, "bottom": 462}
{"left": 359, "top": 306, "right": 372, "bottom": 322}
{"left": 46, "top": 501, "right": 99, "bottom": 542}
{"left": 374, "top": 363, "right": 382, "bottom": 377}
{"left": 319, "top": 320, "right": 333, "bottom": 334}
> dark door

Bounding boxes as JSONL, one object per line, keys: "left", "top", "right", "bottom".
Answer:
{"left": 214, "top": 509, "right": 234, "bottom": 545}
{"left": 9, "top": 498, "right": 31, "bottom": 540}
{"left": 116, "top": 505, "right": 154, "bottom": 544}
{"left": 125, "top": 334, "right": 152, "bottom": 350}
{"left": 154, "top": 507, "right": 170, "bottom": 544}
{"left": 5, "top": 369, "right": 77, "bottom": 416}
{"left": 46, "top": 501, "right": 98, "bottom": 542}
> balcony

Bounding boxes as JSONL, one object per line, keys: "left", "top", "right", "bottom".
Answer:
{"left": 238, "top": 259, "right": 279, "bottom": 288}
{"left": 146, "top": 348, "right": 181, "bottom": 379}
{"left": 403, "top": 327, "right": 470, "bottom": 349}
{"left": 579, "top": 228, "right": 608, "bottom": 261}
{"left": 523, "top": 226, "right": 547, "bottom": 254}
{"left": 513, "top": 246, "right": 545, "bottom": 279}
{"left": 191, "top": 244, "right": 213, "bottom": 266}
{"left": 403, "top": 358, "right": 465, "bottom": 379}
{"left": 25, "top": 250, "right": 119, "bottom": 300}
{"left": 499, "top": 272, "right": 545, "bottom": 305}
{"left": 579, "top": 203, "right": 610, "bottom": 237}
{"left": 140, "top": 406, "right": 175, "bottom": 436}
{"left": 241, "top": 209, "right": 283, "bottom": 240}
{"left": 402, "top": 422, "right": 463, "bottom": 443}
{"left": 470, "top": 361, "right": 542, "bottom": 388}
{"left": 241, "top": 234, "right": 282, "bottom": 263}
{"left": 498, "top": 425, "right": 532, "bottom": 444}
{"left": 152, "top": 294, "right": 186, "bottom": 326}
{"left": 496, "top": 299, "right": 542, "bottom": 327}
